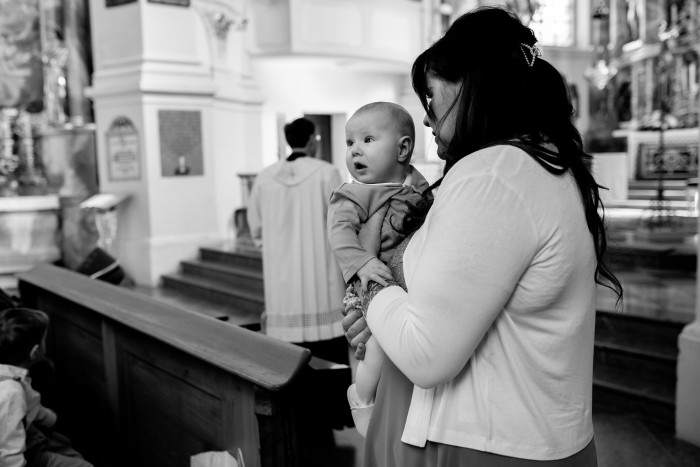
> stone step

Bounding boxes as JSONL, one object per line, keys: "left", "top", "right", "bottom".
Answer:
{"left": 628, "top": 179, "right": 690, "bottom": 190}
{"left": 180, "top": 260, "right": 263, "bottom": 293}
{"left": 628, "top": 190, "right": 689, "bottom": 201}
{"left": 593, "top": 356, "right": 676, "bottom": 405}
{"left": 161, "top": 273, "right": 264, "bottom": 314}
{"left": 592, "top": 310, "right": 683, "bottom": 427}
{"left": 606, "top": 243, "right": 696, "bottom": 271}
{"left": 593, "top": 361, "right": 676, "bottom": 427}
{"left": 594, "top": 344, "right": 676, "bottom": 385}
{"left": 130, "top": 284, "right": 261, "bottom": 329}
{"left": 596, "top": 312, "right": 683, "bottom": 360}
{"left": 605, "top": 198, "right": 693, "bottom": 210}
{"left": 199, "top": 245, "right": 262, "bottom": 271}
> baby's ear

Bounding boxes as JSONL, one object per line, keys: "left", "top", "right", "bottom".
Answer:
{"left": 29, "top": 344, "right": 40, "bottom": 361}
{"left": 397, "top": 135, "right": 413, "bottom": 163}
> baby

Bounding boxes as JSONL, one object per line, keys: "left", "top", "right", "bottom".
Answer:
{"left": 327, "top": 102, "right": 429, "bottom": 436}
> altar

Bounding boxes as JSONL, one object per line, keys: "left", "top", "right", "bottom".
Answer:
{"left": 0, "top": 195, "right": 60, "bottom": 291}
{"left": 0, "top": 0, "right": 97, "bottom": 290}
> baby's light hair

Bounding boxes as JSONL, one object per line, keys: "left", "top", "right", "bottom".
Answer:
{"left": 353, "top": 102, "right": 415, "bottom": 146}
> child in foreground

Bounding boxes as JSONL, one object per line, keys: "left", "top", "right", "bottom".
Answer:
{"left": 0, "top": 307, "right": 93, "bottom": 467}
{"left": 327, "top": 102, "right": 429, "bottom": 436}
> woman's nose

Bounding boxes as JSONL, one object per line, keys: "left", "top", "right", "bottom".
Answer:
{"left": 423, "top": 114, "right": 431, "bottom": 127}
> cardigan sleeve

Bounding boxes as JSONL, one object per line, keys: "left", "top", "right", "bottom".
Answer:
{"left": 366, "top": 172, "right": 539, "bottom": 388}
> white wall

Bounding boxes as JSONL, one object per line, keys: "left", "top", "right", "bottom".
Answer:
{"left": 252, "top": 58, "right": 407, "bottom": 178}
{"left": 87, "top": 0, "right": 263, "bottom": 285}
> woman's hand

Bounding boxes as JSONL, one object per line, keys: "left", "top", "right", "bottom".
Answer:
{"left": 342, "top": 285, "right": 372, "bottom": 360}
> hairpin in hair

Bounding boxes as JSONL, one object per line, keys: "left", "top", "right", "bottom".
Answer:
{"left": 520, "top": 43, "right": 541, "bottom": 67}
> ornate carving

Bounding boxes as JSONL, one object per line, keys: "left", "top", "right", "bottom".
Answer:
{"left": 207, "top": 9, "right": 247, "bottom": 40}
{"left": 198, "top": 5, "right": 248, "bottom": 56}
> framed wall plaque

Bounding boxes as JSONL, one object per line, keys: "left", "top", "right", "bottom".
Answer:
{"left": 106, "top": 117, "right": 141, "bottom": 181}
{"left": 148, "top": 0, "right": 190, "bottom": 6}
{"left": 158, "top": 110, "right": 203, "bottom": 177}
{"left": 637, "top": 141, "right": 699, "bottom": 180}
{"left": 106, "top": 0, "right": 137, "bottom": 7}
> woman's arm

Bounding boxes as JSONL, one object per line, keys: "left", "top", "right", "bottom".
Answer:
{"left": 367, "top": 173, "right": 538, "bottom": 388}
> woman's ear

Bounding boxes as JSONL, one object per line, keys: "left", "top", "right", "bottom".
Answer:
{"left": 397, "top": 135, "right": 413, "bottom": 163}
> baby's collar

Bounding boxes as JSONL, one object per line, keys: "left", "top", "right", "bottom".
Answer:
{"left": 351, "top": 170, "right": 413, "bottom": 187}
{"left": 0, "top": 363, "right": 28, "bottom": 379}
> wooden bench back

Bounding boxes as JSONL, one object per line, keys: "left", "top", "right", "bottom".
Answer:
{"left": 18, "top": 264, "right": 315, "bottom": 467}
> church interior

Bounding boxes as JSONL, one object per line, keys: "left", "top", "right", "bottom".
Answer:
{"left": 1, "top": 0, "right": 700, "bottom": 466}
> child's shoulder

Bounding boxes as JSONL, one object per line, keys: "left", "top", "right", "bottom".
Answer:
{"left": 332, "top": 181, "right": 398, "bottom": 200}
{"left": 408, "top": 165, "right": 430, "bottom": 191}
{"left": 0, "top": 367, "right": 27, "bottom": 403}
{"left": 330, "top": 182, "right": 367, "bottom": 206}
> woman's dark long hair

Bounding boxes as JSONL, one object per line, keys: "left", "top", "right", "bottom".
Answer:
{"left": 404, "top": 6, "right": 623, "bottom": 305}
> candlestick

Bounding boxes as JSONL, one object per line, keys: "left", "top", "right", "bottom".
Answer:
{"left": 17, "top": 110, "right": 45, "bottom": 188}
{"left": 0, "top": 109, "right": 20, "bottom": 186}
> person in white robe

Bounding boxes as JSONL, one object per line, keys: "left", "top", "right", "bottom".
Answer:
{"left": 247, "top": 118, "right": 346, "bottom": 350}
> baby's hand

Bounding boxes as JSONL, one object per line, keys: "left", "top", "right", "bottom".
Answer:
{"left": 38, "top": 407, "right": 58, "bottom": 428}
{"left": 356, "top": 258, "right": 393, "bottom": 294}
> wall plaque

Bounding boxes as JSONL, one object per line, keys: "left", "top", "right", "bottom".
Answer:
{"left": 148, "top": 0, "right": 190, "bottom": 6}
{"left": 106, "top": 0, "right": 137, "bottom": 7}
{"left": 106, "top": 117, "right": 141, "bottom": 181}
{"left": 158, "top": 110, "right": 203, "bottom": 177}
{"left": 637, "top": 141, "right": 699, "bottom": 180}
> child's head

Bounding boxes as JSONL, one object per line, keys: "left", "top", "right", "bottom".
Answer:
{"left": 345, "top": 102, "right": 415, "bottom": 184}
{"left": 0, "top": 308, "right": 49, "bottom": 367}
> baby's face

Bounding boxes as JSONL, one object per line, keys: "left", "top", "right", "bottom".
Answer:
{"left": 345, "top": 111, "right": 406, "bottom": 184}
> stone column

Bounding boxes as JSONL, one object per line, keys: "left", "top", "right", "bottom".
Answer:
{"left": 86, "top": 0, "right": 263, "bottom": 286}
{"left": 676, "top": 200, "right": 700, "bottom": 447}
{"left": 63, "top": 0, "right": 93, "bottom": 125}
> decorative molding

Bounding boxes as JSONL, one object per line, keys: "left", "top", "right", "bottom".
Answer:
{"left": 206, "top": 8, "right": 247, "bottom": 40}
{"left": 0, "top": 195, "right": 60, "bottom": 212}
{"left": 196, "top": 3, "right": 248, "bottom": 58}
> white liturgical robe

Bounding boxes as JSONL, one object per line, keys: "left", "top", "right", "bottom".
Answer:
{"left": 247, "top": 156, "right": 346, "bottom": 342}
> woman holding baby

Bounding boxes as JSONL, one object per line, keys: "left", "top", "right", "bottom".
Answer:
{"left": 342, "top": 6, "right": 623, "bottom": 467}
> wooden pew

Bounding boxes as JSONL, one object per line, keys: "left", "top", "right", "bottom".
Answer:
{"left": 18, "top": 264, "right": 348, "bottom": 467}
